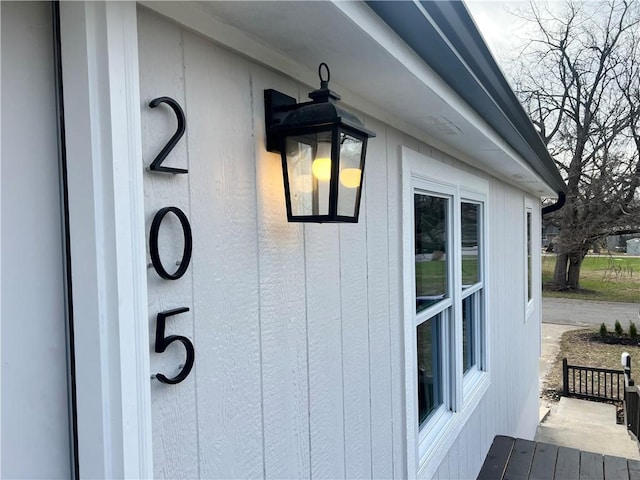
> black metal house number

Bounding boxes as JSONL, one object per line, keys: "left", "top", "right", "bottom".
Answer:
{"left": 147, "top": 96, "right": 195, "bottom": 385}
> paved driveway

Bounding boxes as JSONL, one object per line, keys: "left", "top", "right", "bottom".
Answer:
{"left": 543, "top": 297, "right": 639, "bottom": 328}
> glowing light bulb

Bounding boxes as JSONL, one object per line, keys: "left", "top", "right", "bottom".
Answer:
{"left": 340, "top": 168, "right": 361, "bottom": 188}
{"left": 312, "top": 158, "right": 331, "bottom": 181}
{"left": 312, "top": 142, "right": 332, "bottom": 181}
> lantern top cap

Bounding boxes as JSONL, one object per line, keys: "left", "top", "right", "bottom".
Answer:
{"left": 273, "top": 63, "right": 375, "bottom": 138}
{"left": 308, "top": 62, "right": 341, "bottom": 104}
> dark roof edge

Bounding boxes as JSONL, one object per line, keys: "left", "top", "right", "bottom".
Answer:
{"left": 365, "top": 0, "right": 567, "bottom": 195}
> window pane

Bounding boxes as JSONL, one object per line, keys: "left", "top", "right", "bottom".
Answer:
{"left": 462, "top": 294, "right": 476, "bottom": 373}
{"left": 415, "top": 194, "right": 448, "bottom": 312}
{"left": 461, "top": 203, "right": 479, "bottom": 288}
{"left": 527, "top": 211, "right": 532, "bottom": 301}
{"left": 417, "top": 316, "right": 442, "bottom": 427}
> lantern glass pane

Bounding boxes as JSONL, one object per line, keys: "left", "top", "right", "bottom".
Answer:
{"left": 285, "top": 131, "right": 332, "bottom": 217}
{"left": 337, "top": 132, "right": 364, "bottom": 217}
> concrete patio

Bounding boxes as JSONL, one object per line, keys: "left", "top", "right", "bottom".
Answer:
{"left": 536, "top": 397, "right": 640, "bottom": 460}
{"left": 538, "top": 318, "right": 640, "bottom": 461}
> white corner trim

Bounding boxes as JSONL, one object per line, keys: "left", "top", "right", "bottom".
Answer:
{"left": 59, "top": 2, "right": 152, "bottom": 478}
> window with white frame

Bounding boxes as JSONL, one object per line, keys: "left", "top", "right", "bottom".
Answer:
{"left": 402, "top": 147, "right": 489, "bottom": 476}
{"left": 525, "top": 200, "right": 534, "bottom": 319}
{"left": 526, "top": 208, "right": 533, "bottom": 304}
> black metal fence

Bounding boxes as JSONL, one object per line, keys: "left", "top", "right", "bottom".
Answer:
{"left": 621, "top": 353, "right": 640, "bottom": 444}
{"left": 562, "top": 358, "right": 626, "bottom": 401}
{"left": 625, "top": 383, "right": 640, "bottom": 441}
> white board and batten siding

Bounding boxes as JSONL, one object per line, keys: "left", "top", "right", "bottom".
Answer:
{"left": 1, "top": 3, "right": 72, "bottom": 477}
{"left": 138, "top": 6, "right": 542, "bottom": 479}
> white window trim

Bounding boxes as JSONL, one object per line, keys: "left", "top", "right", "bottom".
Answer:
{"left": 402, "top": 147, "right": 490, "bottom": 479}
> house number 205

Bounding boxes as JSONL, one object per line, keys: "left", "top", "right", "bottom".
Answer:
{"left": 147, "top": 96, "right": 195, "bottom": 385}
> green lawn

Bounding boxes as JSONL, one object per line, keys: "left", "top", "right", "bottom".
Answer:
{"left": 415, "top": 258, "right": 478, "bottom": 297}
{"left": 415, "top": 260, "right": 447, "bottom": 298}
{"left": 542, "top": 254, "right": 640, "bottom": 303}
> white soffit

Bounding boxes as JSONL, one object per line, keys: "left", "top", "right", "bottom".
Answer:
{"left": 139, "top": 0, "right": 556, "bottom": 197}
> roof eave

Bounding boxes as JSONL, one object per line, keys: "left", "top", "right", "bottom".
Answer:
{"left": 366, "top": 0, "right": 567, "bottom": 195}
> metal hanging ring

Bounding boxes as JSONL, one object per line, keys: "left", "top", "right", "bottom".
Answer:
{"left": 318, "top": 63, "right": 330, "bottom": 84}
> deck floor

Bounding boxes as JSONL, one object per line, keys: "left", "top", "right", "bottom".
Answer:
{"left": 477, "top": 436, "right": 640, "bottom": 480}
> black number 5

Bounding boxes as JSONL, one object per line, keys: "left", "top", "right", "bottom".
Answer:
{"left": 154, "top": 307, "right": 195, "bottom": 384}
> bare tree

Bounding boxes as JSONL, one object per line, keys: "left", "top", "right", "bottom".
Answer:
{"left": 512, "top": 0, "right": 640, "bottom": 289}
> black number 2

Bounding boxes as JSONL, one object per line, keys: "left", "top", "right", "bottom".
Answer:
{"left": 149, "top": 96, "right": 187, "bottom": 174}
{"left": 154, "top": 307, "right": 195, "bottom": 385}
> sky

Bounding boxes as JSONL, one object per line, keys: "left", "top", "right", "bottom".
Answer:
{"left": 465, "top": 1, "right": 578, "bottom": 71}
{"left": 464, "top": 1, "right": 533, "bottom": 66}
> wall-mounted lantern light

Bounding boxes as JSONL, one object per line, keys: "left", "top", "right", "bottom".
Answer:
{"left": 264, "top": 63, "right": 375, "bottom": 223}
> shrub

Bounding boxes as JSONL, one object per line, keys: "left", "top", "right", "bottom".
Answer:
{"left": 600, "top": 323, "right": 608, "bottom": 337}
{"left": 630, "top": 322, "right": 638, "bottom": 339}
{"left": 615, "top": 320, "right": 624, "bottom": 336}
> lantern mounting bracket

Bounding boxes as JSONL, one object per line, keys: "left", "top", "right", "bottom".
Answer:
{"left": 264, "top": 89, "right": 297, "bottom": 153}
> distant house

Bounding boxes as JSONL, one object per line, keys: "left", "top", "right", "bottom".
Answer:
{"left": 2, "top": 1, "right": 566, "bottom": 479}
{"left": 542, "top": 224, "right": 561, "bottom": 249}
{"left": 607, "top": 234, "right": 640, "bottom": 254}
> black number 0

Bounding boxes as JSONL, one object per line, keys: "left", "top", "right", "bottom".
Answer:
{"left": 155, "top": 307, "right": 195, "bottom": 384}
{"left": 149, "top": 96, "right": 187, "bottom": 174}
{"left": 149, "top": 206, "right": 192, "bottom": 280}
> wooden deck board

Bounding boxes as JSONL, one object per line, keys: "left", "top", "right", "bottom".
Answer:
{"left": 555, "top": 446, "right": 581, "bottom": 480}
{"left": 627, "top": 459, "right": 640, "bottom": 480}
{"left": 477, "top": 436, "right": 638, "bottom": 480}
{"left": 529, "top": 442, "right": 558, "bottom": 480}
{"left": 604, "top": 456, "right": 629, "bottom": 480}
{"left": 504, "top": 439, "right": 536, "bottom": 480}
{"left": 477, "top": 436, "right": 515, "bottom": 480}
{"left": 580, "top": 451, "right": 604, "bottom": 480}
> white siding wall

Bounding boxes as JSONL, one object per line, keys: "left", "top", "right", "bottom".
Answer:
{"left": 1, "top": 2, "right": 72, "bottom": 477}
{"left": 138, "top": 7, "right": 541, "bottom": 479}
